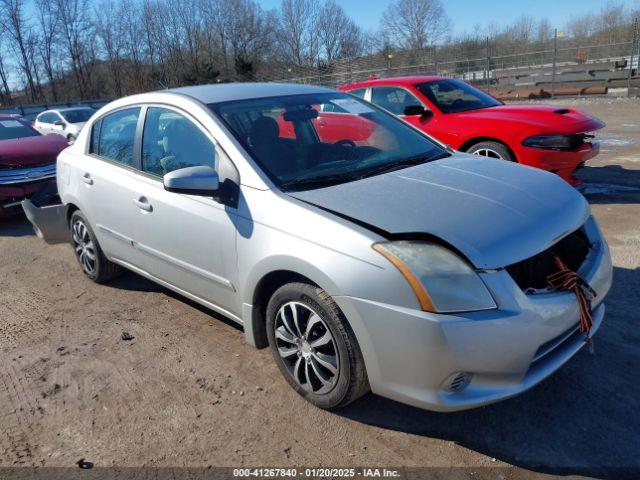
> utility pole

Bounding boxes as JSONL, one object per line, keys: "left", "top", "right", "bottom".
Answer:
{"left": 485, "top": 37, "right": 490, "bottom": 91}
{"left": 551, "top": 28, "right": 558, "bottom": 98}
{"left": 628, "top": 18, "right": 638, "bottom": 97}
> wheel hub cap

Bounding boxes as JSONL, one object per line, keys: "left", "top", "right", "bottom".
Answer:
{"left": 274, "top": 301, "right": 339, "bottom": 394}
{"left": 72, "top": 220, "right": 96, "bottom": 275}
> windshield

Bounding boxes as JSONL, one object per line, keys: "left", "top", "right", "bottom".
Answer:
{"left": 0, "top": 118, "right": 40, "bottom": 141}
{"left": 415, "top": 79, "right": 501, "bottom": 114}
{"left": 61, "top": 108, "right": 94, "bottom": 123}
{"left": 209, "top": 92, "right": 448, "bottom": 191}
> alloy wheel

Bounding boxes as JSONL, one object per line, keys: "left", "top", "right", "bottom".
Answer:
{"left": 72, "top": 219, "right": 96, "bottom": 275}
{"left": 274, "top": 301, "right": 339, "bottom": 395}
{"left": 472, "top": 148, "right": 504, "bottom": 160}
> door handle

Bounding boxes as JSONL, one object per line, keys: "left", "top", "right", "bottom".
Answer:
{"left": 133, "top": 196, "right": 153, "bottom": 212}
{"left": 81, "top": 173, "right": 93, "bottom": 185}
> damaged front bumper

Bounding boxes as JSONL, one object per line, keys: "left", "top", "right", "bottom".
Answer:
{"left": 21, "top": 184, "right": 70, "bottom": 244}
{"left": 334, "top": 216, "right": 613, "bottom": 412}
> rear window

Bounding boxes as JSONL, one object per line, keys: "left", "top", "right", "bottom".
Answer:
{"left": 91, "top": 108, "right": 140, "bottom": 166}
{"left": 61, "top": 109, "right": 94, "bottom": 123}
{"left": 0, "top": 119, "right": 40, "bottom": 141}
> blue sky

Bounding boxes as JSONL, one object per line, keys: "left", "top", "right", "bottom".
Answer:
{"left": 261, "top": 0, "right": 639, "bottom": 35}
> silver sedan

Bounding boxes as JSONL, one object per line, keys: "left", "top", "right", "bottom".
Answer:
{"left": 23, "top": 83, "right": 612, "bottom": 411}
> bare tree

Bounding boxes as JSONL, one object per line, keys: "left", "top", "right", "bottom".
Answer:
{"left": 0, "top": 0, "right": 39, "bottom": 101}
{"left": 52, "top": 0, "right": 95, "bottom": 98}
{"left": 226, "top": 0, "right": 275, "bottom": 79}
{"left": 93, "top": 0, "right": 126, "bottom": 96}
{"left": 276, "top": 0, "right": 320, "bottom": 66}
{"left": 0, "top": 32, "right": 12, "bottom": 104}
{"left": 380, "top": 0, "right": 450, "bottom": 50}
{"left": 35, "top": 0, "right": 60, "bottom": 101}
{"left": 536, "top": 18, "right": 553, "bottom": 43}
{"left": 318, "top": 0, "right": 363, "bottom": 63}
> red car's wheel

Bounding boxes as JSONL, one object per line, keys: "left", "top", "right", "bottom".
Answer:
{"left": 467, "top": 141, "right": 515, "bottom": 162}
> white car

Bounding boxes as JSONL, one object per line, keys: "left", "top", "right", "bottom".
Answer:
{"left": 34, "top": 107, "right": 95, "bottom": 143}
{"left": 22, "top": 83, "right": 612, "bottom": 411}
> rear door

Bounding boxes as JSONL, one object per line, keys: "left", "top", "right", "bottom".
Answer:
{"left": 36, "top": 112, "right": 54, "bottom": 134}
{"left": 79, "top": 107, "right": 148, "bottom": 268}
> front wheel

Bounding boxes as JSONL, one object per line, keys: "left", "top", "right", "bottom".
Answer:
{"left": 67, "top": 134, "right": 76, "bottom": 144}
{"left": 466, "top": 141, "right": 515, "bottom": 162}
{"left": 70, "top": 211, "right": 122, "bottom": 283}
{"left": 266, "top": 283, "right": 369, "bottom": 409}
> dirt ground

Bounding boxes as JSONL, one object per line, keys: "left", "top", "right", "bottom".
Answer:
{"left": 1, "top": 97, "right": 639, "bottom": 479}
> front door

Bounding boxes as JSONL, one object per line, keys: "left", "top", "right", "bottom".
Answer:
{"left": 130, "top": 106, "right": 240, "bottom": 315}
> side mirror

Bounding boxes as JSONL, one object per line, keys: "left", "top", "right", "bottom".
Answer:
{"left": 53, "top": 120, "right": 65, "bottom": 127}
{"left": 163, "top": 166, "right": 219, "bottom": 196}
{"left": 403, "top": 105, "right": 430, "bottom": 116}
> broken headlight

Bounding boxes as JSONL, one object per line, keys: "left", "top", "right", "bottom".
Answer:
{"left": 373, "top": 241, "right": 497, "bottom": 313}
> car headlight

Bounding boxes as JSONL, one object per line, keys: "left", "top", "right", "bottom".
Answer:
{"left": 373, "top": 241, "right": 497, "bottom": 313}
{"left": 522, "top": 135, "right": 575, "bottom": 150}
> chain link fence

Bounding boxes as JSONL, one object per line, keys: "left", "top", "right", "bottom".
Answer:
{"left": 261, "top": 19, "right": 640, "bottom": 100}
{"left": 2, "top": 19, "right": 639, "bottom": 118}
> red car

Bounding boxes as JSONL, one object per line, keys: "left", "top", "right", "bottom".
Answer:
{"left": 0, "top": 115, "right": 68, "bottom": 218}
{"left": 339, "top": 76, "right": 605, "bottom": 185}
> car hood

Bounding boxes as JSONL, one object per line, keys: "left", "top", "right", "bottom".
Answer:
{"left": 457, "top": 104, "right": 605, "bottom": 134}
{"left": 0, "top": 134, "right": 68, "bottom": 167}
{"left": 288, "top": 154, "right": 590, "bottom": 269}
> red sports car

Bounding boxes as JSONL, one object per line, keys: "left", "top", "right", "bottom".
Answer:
{"left": 0, "top": 115, "right": 68, "bottom": 218}
{"left": 339, "top": 76, "right": 605, "bottom": 185}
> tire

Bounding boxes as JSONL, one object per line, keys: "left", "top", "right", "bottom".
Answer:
{"left": 69, "top": 210, "right": 122, "bottom": 283}
{"left": 266, "top": 282, "right": 369, "bottom": 409}
{"left": 466, "top": 141, "right": 515, "bottom": 162}
{"left": 67, "top": 134, "right": 76, "bottom": 144}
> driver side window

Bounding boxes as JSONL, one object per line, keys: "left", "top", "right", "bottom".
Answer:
{"left": 371, "top": 87, "right": 422, "bottom": 116}
{"left": 141, "top": 107, "right": 216, "bottom": 177}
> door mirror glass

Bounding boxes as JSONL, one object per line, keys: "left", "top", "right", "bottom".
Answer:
{"left": 403, "top": 105, "right": 428, "bottom": 116}
{"left": 163, "top": 165, "right": 220, "bottom": 195}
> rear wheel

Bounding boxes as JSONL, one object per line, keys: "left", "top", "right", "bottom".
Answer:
{"left": 70, "top": 211, "right": 122, "bottom": 283}
{"left": 466, "top": 141, "right": 514, "bottom": 162}
{"left": 266, "top": 282, "right": 369, "bottom": 409}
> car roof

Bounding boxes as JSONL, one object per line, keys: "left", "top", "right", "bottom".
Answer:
{"left": 168, "top": 82, "right": 336, "bottom": 104}
{"left": 56, "top": 107, "right": 94, "bottom": 113}
{"left": 341, "top": 76, "right": 447, "bottom": 89}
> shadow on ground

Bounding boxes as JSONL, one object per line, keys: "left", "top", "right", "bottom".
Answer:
{"left": 0, "top": 215, "right": 35, "bottom": 237}
{"left": 339, "top": 265, "right": 640, "bottom": 479}
{"left": 577, "top": 165, "right": 640, "bottom": 205}
{"left": 104, "top": 270, "right": 244, "bottom": 332}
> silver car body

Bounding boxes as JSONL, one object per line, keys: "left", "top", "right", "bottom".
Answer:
{"left": 23, "top": 83, "right": 613, "bottom": 412}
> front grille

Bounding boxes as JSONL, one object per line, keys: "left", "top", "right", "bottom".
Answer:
{"left": 0, "top": 162, "right": 56, "bottom": 185}
{"left": 506, "top": 228, "right": 591, "bottom": 292}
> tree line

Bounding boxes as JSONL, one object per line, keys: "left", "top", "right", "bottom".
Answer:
{"left": 0, "top": 0, "right": 637, "bottom": 105}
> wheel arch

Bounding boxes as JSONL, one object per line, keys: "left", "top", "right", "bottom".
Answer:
{"left": 66, "top": 202, "right": 80, "bottom": 223}
{"left": 242, "top": 257, "right": 343, "bottom": 349}
{"left": 459, "top": 137, "right": 518, "bottom": 162}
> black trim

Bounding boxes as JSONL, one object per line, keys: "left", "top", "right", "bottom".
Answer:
{"left": 133, "top": 105, "right": 147, "bottom": 171}
{"left": 164, "top": 186, "right": 218, "bottom": 196}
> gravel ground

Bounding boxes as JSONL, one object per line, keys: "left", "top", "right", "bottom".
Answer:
{"left": 1, "top": 98, "right": 639, "bottom": 479}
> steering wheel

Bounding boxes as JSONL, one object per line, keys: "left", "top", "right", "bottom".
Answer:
{"left": 333, "top": 139, "right": 357, "bottom": 148}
